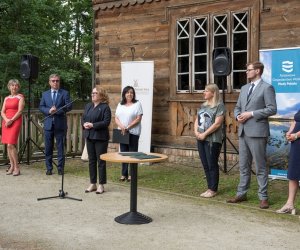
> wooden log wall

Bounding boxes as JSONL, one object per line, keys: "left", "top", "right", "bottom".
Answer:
{"left": 260, "top": 0, "right": 300, "bottom": 48}
{"left": 94, "top": 0, "right": 172, "bottom": 143}
{"left": 93, "top": 0, "right": 300, "bottom": 155}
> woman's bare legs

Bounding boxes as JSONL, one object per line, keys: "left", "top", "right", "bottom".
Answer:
{"left": 7, "top": 144, "right": 20, "bottom": 175}
{"left": 286, "top": 180, "right": 298, "bottom": 207}
{"left": 6, "top": 145, "right": 14, "bottom": 174}
{"left": 276, "top": 180, "right": 298, "bottom": 214}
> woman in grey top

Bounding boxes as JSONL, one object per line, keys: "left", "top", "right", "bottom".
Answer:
{"left": 194, "top": 84, "right": 225, "bottom": 198}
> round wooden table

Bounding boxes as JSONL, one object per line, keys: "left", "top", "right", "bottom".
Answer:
{"left": 100, "top": 152, "right": 168, "bottom": 225}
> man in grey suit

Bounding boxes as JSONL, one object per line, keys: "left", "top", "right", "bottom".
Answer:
{"left": 227, "top": 61, "right": 277, "bottom": 209}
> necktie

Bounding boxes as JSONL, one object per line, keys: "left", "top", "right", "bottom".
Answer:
{"left": 52, "top": 91, "right": 57, "bottom": 105}
{"left": 247, "top": 83, "right": 254, "bottom": 100}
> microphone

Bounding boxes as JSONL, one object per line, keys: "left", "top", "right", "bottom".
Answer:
{"left": 41, "top": 98, "right": 79, "bottom": 122}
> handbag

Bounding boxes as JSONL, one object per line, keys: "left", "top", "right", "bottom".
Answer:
{"left": 112, "top": 129, "right": 129, "bottom": 144}
{"left": 81, "top": 141, "right": 89, "bottom": 161}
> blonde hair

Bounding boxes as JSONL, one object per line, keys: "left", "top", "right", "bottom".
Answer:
{"left": 7, "top": 79, "right": 20, "bottom": 90}
{"left": 203, "top": 83, "right": 221, "bottom": 107}
{"left": 95, "top": 85, "right": 109, "bottom": 104}
{"left": 49, "top": 74, "right": 60, "bottom": 80}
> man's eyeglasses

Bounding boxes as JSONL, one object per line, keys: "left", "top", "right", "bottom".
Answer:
{"left": 246, "top": 68, "right": 255, "bottom": 72}
{"left": 51, "top": 80, "right": 60, "bottom": 82}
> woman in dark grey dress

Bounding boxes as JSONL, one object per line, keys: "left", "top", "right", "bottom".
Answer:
{"left": 276, "top": 110, "right": 300, "bottom": 214}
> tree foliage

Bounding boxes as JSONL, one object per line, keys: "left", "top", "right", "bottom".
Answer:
{"left": 0, "top": 0, "right": 93, "bottom": 105}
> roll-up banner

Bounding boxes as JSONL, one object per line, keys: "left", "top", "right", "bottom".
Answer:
{"left": 121, "top": 61, "right": 154, "bottom": 153}
{"left": 260, "top": 47, "right": 300, "bottom": 180}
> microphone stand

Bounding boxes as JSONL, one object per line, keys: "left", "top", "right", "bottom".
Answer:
{"left": 37, "top": 97, "right": 82, "bottom": 202}
{"left": 40, "top": 98, "right": 79, "bottom": 122}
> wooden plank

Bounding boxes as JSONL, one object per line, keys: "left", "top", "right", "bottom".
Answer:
{"left": 169, "top": 102, "right": 177, "bottom": 136}
{"left": 261, "top": 28, "right": 300, "bottom": 49}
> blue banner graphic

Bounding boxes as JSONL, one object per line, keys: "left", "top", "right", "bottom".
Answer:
{"left": 260, "top": 47, "right": 300, "bottom": 179}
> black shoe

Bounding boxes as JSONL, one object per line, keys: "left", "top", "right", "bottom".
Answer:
{"left": 46, "top": 170, "right": 52, "bottom": 175}
{"left": 57, "top": 169, "right": 63, "bottom": 175}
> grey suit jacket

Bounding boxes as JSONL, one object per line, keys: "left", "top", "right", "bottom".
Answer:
{"left": 234, "top": 79, "right": 277, "bottom": 137}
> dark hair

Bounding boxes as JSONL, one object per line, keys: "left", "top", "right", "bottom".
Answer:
{"left": 120, "top": 86, "right": 137, "bottom": 105}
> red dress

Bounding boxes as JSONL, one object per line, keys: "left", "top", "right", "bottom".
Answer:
{"left": 1, "top": 95, "right": 23, "bottom": 144}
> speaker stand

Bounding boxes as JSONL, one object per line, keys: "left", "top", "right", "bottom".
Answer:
{"left": 219, "top": 76, "right": 255, "bottom": 175}
{"left": 219, "top": 76, "right": 236, "bottom": 173}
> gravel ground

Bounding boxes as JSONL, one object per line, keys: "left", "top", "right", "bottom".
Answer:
{"left": 0, "top": 165, "right": 300, "bottom": 250}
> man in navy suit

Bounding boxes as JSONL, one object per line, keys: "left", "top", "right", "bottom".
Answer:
{"left": 39, "top": 74, "right": 72, "bottom": 175}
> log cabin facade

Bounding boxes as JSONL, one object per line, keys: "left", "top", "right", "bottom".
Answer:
{"left": 92, "top": 0, "right": 300, "bottom": 164}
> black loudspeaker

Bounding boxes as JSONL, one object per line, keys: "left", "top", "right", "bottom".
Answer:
{"left": 212, "top": 47, "right": 232, "bottom": 76}
{"left": 20, "top": 54, "right": 39, "bottom": 80}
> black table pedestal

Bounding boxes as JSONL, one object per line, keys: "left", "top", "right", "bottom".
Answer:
{"left": 115, "top": 211, "right": 152, "bottom": 224}
{"left": 115, "top": 163, "right": 152, "bottom": 225}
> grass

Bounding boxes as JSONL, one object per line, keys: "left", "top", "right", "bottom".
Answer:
{"left": 28, "top": 157, "right": 300, "bottom": 213}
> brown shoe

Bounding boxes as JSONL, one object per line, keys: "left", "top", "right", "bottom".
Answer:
{"left": 259, "top": 200, "right": 269, "bottom": 209}
{"left": 226, "top": 195, "right": 247, "bottom": 203}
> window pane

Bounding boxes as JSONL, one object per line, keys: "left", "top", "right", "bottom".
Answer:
{"left": 213, "top": 75, "right": 227, "bottom": 90}
{"left": 178, "top": 38, "right": 189, "bottom": 55}
{"left": 214, "top": 35, "right": 227, "bottom": 47}
{"left": 194, "top": 37, "right": 207, "bottom": 54}
{"left": 233, "top": 72, "right": 247, "bottom": 89}
{"left": 177, "top": 20, "right": 189, "bottom": 38}
{"left": 233, "top": 52, "right": 247, "bottom": 70}
{"left": 214, "top": 15, "right": 227, "bottom": 35}
{"left": 178, "top": 56, "right": 189, "bottom": 73}
{"left": 178, "top": 74, "right": 189, "bottom": 90}
{"left": 214, "top": 14, "right": 228, "bottom": 48}
{"left": 194, "top": 74, "right": 206, "bottom": 91}
{"left": 234, "top": 12, "right": 248, "bottom": 32}
{"left": 195, "top": 55, "right": 207, "bottom": 72}
{"left": 194, "top": 18, "right": 207, "bottom": 36}
{"left": 233, "top": 33, "right": 247, "bottom": 51}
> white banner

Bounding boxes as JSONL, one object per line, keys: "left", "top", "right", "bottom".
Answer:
{"left": 121, "top": 61, "right": 154, "bottom": 153}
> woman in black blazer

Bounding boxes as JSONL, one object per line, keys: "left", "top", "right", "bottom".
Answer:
{"left": 82, "top": 86, "right": 111, "bottom": 194}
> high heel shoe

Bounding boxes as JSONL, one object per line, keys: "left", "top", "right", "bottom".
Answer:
{"left": 200, "top": 190, "right": 209, "bottom": 197}
{"left": 276, "top": 205, "right": 296, "bottom": 215}
{"left": 96, "top": 184, "right": 104, "bottom": 194}
{"left": 12, "top": 170, "right": 20, "bottom": 176}
{"left": 85, "top": 184, "right": 97, "bottom": 193}
{"left": 6, "top": 167, "right": 13, "bottom": 175}
{"left": 203, "top": 190, "right": 217, "bottom": 198}
{"left": 119, "top": 176, "right": 126, "bottom": 182}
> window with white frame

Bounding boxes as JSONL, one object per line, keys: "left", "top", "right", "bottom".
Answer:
{"left": 176, "top": 10, "right": 249, "bottom": 93}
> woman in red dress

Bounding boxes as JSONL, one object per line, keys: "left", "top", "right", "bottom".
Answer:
{"left": 1, "top": 79, "right": 25, "bottom": 176}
